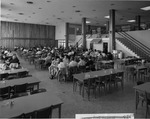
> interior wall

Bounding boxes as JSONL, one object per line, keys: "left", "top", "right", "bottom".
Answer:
{"left": 55, "top": 23, "right": 66, "bottom": 40}
{"left": 0, "top": 21, "right": 56, "bottom": 49}
{"left": 127, "top": 30, "right": 150, "bottom": 48}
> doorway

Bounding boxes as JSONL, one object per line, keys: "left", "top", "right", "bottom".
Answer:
{"left": 103, "top": 42, "right": 108, "bottom": 54}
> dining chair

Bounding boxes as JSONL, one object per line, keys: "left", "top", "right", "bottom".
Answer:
{"left": 95, "top": 76, "right": 106, "bottom": 95}
{"left": 106, "top": 73, "right": 116, "bottom": 91}
{"left": 82, "top": 78, "right": 97, "bottom": 101}
{"left": 35, "top": 107, "right": 52, "bottom": 118}
{"left": 17, "top": 71, "right": 28, "bottom": 78}
{"left": 11, "top": 83, "right": 28, "bottom": 98}
{"left": 0, "top": 86, "right": 11, "bottom": 100}
{"left": 115, "top": 72, "right": 124, "bottom": 90}
{"left": 145, "top": 91, "right": 150, "bottom": 118}
{"left": 0, "top": 73, "right": 9, "bottom": 80}
{"left": 68, "top": 66, "right": 78, "bottom": 81}
{"left": 30, "top": 88, "right": 46, "bottom": 95}
{"left": 57, "top": 67, "right": 67, "bottom": 82}
{"left": 78, "top": 65, "right": 86, "bottom": 73}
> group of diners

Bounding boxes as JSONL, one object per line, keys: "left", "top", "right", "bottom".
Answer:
{"left": 15, "top": 45, "right": 115, "bottom": 80}
{"left": 0, "top": 47, "right": 63, "bottom": 118}
{"left": 0, "top": 48, "right": 21, "bottom": 71}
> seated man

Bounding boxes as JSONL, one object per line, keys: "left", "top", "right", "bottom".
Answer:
{"left": 8, "top": 54, "right": 20, "bottom": 69}
{"left": 69, "top": 57, "right": 78, "bottom": 67}
{"left": 78, "top": 56, "right": 86, "bottom": 67}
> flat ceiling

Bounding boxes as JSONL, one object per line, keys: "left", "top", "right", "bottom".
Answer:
{"left": 1, "top": 0, "right": 150, "bottom": 26}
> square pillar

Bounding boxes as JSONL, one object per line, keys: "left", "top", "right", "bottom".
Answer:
{"left": 65, "top": 22, "right": 69, "bottom": 49}
{"left": 109, "top": 9, "right": 116, "bottom": 52}
{"left": 82, "top": 17, "right": 86, "bottom": 50}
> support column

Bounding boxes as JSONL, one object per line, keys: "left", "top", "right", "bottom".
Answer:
{"left": 109, "top": 9, "right": 116, "bottom": 52}
{"left": 82, "top": 17, "right": 86, "bottom": 50}
{"left": 106, "top": 21, "right": 109, "bottom": 33}
{"left": 136, "top": 15, "right": 141, "bottom": 30}
{"left": 65, "top": 22, "right": 69, "bottom": 49}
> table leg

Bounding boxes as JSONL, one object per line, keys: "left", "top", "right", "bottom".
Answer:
{"left": 58, "top": 104, "right": 61, "bottom": 118}
{"left": 37, "top": 83, "right": 39, "bottom": 90}
{"left": 135, "top": 90, "right": 139, "bottom": 112}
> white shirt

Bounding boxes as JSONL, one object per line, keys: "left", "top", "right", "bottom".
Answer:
{"left": 69, "top": 61, "right": 78, "bottom": 67}
{"left": 58, "top": 62, "right": 66, "bottom": 70}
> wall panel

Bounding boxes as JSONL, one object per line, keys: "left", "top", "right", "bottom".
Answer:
{"left": 1, "top": 21, "right": 56, "bottom": 49}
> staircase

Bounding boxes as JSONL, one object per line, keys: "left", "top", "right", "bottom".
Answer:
{"left": 117, "top": 31, "right": 150, "bottom": 60}
{"left": 75, "top": 34, "right": 92, "bottom": 47}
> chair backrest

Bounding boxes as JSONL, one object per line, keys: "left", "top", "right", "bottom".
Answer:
{"left": 35, "top": 107, "right": 51, "bottom": 118}
{"left": 14, "top": 83, "right": 27, "bottom": 94}
{"left": 117, "top": 72, "right": 124, "bottom": 78}
{"left": 83, "top": 77, "right": 96, "bottom": 89}
{"left": 110, "top": 73, "right": 117, "bottom": 81}
{"left": 78, "top": 65, "right": 86, "bottom": 73}
{"left": 17, "top": 71, "right": 28, "bottom": 78}
{"left": 0, "top": 86, "right": 10, "bottom": 98}
{"left": 0, "top": 73, "right": 9, "bottom": 80}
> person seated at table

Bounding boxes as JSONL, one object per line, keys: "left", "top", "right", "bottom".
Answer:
{"left": 36, "top": 50, "right": 42, "bottom": 55}
{"left": 78, "top": 56, "right": 86, "bottom": 67}
{"left": 8, "top": 54, "right": 20, "bottom": 66}
{"left": 86, "top": 56, "right": 95, "bottom": 71}
{"left": 44, "top": 53, "right": 52, "bottom": 67}
{"left": 69, "top": 57, "right": 78, "bottom": 67}
{"left": 58, "top": 59, "right": 66, "bottom": 70}
{"left": 63, "top": 55, "right": 70, "bottom": 66}
{"left": 107, "top": 52, "right": 113, "bottom": 60}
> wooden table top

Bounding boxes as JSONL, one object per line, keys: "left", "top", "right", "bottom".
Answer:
{"left": 73, "top": 69, "right": 124, "bottom": 82}
{"left": 0, "top": 92, "right": 63, "bottom": 118}
{"left": 0, "top": 68, "right": 29, "bottom": 75}
{"left": 133, "top": 82, "right": 150, "bottom": 93}
{"left": 0, "top": 76, "right": 40, "bottom": 88}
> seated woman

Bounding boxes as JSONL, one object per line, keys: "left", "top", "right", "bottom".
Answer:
{"left": 8, "top": 54, "right": 20, "bottom": 69}
{"left": 69, "top": 57, "right": 78, "bottom": 67}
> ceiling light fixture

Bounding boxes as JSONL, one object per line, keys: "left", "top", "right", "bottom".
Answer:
{"left": 127, "top": 20, "right": 135, "bottom": 23}
{"left": 19, "top": 13, "right": 24, "bottom": 15}
{"left": 86, "top": 21, "right": 91, "bottom": 24}
{"left": 27, "top": 1, "right": 33, "bottom": 4}
{"left": 104, "top": 15, "right": 110, "bottom": 19}
{"left": 141, "top": 6, "right": 150, "bottom": 11}
{"left": 75, "top": 10, "right": 81, "bottom": 13}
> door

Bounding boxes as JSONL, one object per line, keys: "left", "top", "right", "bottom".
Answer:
{"left": 103, "top": 42, "right": 108, "bottom": 54}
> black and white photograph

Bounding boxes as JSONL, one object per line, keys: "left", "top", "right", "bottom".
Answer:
{"left": 0, "top": 0, "right": 150, "bottom": 118}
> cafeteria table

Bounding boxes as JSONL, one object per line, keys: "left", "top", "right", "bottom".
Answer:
{"left": 133, "top": 82, "right": 150, "bottom": 111}
{"left": 0, "top": 76, "right": 40, "bottom": 90}
{"left": 73, "top": 68, "right": 124, "bottom": 92}
{"left": 0, "top": 92, "right": 63, "bottom": 118}
{"left": 0, "top": 68, "right": 29, "bottom": 79}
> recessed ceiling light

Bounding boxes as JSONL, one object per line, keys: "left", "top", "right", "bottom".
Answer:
{"left": 39, "top": 8, "right": 42, "bottom": 9}
{"left": 141, "top": 6, "right": 150, "bottom": 11}
{"left": 92, "top": 9, "right": 96, "bottom": 11}
{"left": 110, "top": 3, "right": 114, "bottom": 6}
{"left": 86, "top": 21, "right": 91, "bottom": 24}
{"left": 27, "top": 1, "right": 33, "bottom": 4}
{"left": 104, "top": 15, "right": 110, "bottom": 19}
{"left": 47, "top": 1, "right": 51, "bottom": 2}
{"left": 72, "top": 6, "right": 76, "bottom": 8}
{"left": 57, "top": 18, "right": 61, "bottom": 20}
{"left": 61, "top": 11, "right": 64, "bottom": 13}
{"left": 75, "top": 10, "right": 81, "bottom": 13}
{"left": 32, "top": 12, "right": 35, "bottom": 14}
{"left": 10, "top": 3, "right": 14, "bottom": 5}
{"left": 19, "top": 13, "right": 24, "bottom": 15}
{"left": 9, "top": 9, "right": 12, "bottom": 11}
{"left": 127, "top": 20, "right": 135, "bottom": 23}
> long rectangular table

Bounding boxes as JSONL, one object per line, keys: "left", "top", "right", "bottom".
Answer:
{"left": 73, "top": 69, "right": 124, "bottom": 91}
{"left": 133, "top": 82, "right": 150, "bottom": 111}
{"left": 0, "top": 68, "right": 29, "bottom": 79}
{"left": 0, "top": 76, "right": 40, "bottom": 89}
{"left": 0, "top": 92, "right": 63, "bottom": 118}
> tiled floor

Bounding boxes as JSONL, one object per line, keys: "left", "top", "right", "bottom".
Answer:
{"left": 19, "top": 55, "right": 148, "bottom": 118}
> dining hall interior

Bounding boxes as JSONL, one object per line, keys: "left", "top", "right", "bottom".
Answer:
{"left": 1, "top": 0, "right": 150, "bottom": 118}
